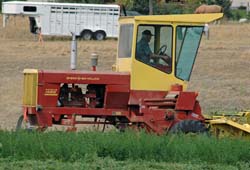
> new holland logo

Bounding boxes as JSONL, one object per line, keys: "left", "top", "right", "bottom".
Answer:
{"left": 66, "top": 77, "right": 100, "bottom": 81}
{"left": 44, "top": 89, "right": 58, "bottom": 96}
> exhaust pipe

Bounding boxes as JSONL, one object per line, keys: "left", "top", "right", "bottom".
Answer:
{"left": 70, "top": 32, "right": 77, "bottom": 70}
{"left": 91, "top": 53, "right": 98, "bottom": 71}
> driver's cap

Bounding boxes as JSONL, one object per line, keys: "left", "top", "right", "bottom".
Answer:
{"left": 142, "top": 30, "right": 154, "bottom": 36}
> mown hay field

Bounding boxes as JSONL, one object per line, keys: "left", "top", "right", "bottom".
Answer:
{"left": 0, "top": 15, "right": 250, "bottom": 130}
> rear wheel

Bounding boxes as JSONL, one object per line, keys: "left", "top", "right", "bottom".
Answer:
{"left": 81, "top": 30, "right": 93, "bottom": 40}
{"left": 94, "top": 31, "right": 106, "bottom": 41}
{"left": 169, "top": 120, "right": 207, "bottom": 134}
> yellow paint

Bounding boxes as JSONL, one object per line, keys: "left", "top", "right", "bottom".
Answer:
{"left": 209, "top": 118, "right": 250, "bottom": 133}
{"left": 119, "top": 17, "right": 135, "bottom": 24}
{"left": 131, "top": 58, "right": 187, "bottom": 91}
{"left": 44, "top": 88, "right": 57, "bottom": 96}
{"left": 112, "top": 111, "right": 122, "bottom": 116}
{"left": 206, "top": 112, "right": 250, "bottom": 139}
{"left": 66, "top": 77, "right": 100, "bottom": 81}
{"left": 209, "top": 118, "right": 250, "bottom": 139}
{"left": 44, "top": 94, "right": 58, "bottom": 96}
{"left": 22, "top": 69, "right": 38, "bottom": 106}
{"left": 134, "top": 13, "right": 223, "bottom": 23}
{"left": 116, "top": 58, "right": 131, "bottom": 72}
{"left": 117, "top": 14, "right": 223, "bottom": 91}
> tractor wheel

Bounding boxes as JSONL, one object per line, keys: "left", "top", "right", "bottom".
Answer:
{"left": 169, "top": 120, "right": 207, "bottom": 134}
{"left": 16, "top": 115, "right": 41, "bottom": 132}
{"left": 16, "top": 115, "right": 33, "bottom": 131}
{"left": 16, "top": 115, "right": 24, "bottom": 131}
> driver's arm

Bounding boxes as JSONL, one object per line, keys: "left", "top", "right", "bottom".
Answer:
{"left": 150, "top": 53, "right": 171, "bottom": 63}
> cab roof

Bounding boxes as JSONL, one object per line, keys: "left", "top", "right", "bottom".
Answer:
{"left": 119, "top": 13, "right": 223, "bottom": 24}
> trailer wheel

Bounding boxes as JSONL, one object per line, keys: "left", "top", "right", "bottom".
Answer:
{"left": 81, "top": 30, "right": 93, "bottom": 40}
{"left": 169, "top": 120, "right": 207, "bottom": 134}
{"left": 94, "top": 31, "right": 106, "bottom": 41}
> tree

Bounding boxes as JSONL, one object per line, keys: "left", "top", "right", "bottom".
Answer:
{"left": 115, "top": 0, "right": 134, "bottom": 9}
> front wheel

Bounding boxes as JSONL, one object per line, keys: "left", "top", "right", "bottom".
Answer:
{"left": 169, "top": 120, "right": 207, "bottom": 134}
{"left": 16, "top": 114, "right": 43, "bottom": 132}
{"left": 16, "top": 115, "right": 32, "bottom": 131}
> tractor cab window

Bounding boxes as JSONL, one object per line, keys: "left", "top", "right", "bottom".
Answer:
{"left": 118, "top": 24, "right": 134, "bottom": 58}
{"left": 135, "top": 25, "right": 173, "bottom": 73}
{"left": 176, "top": 26, "right": 203, "bottom": 81}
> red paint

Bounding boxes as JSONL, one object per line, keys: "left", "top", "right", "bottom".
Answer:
{"left": 22, "top": 69, "right": 205, "bottom": 134}
{"left": 171, "top": 84, "right": 183, "bottom": 91}
{"left": 175, "top": 92, "right": 197, "bottom": 111}
{"left": 129, "top": 90, "right": 167, "bottom": 105}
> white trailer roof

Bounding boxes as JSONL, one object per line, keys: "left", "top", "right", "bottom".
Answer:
{"left": 2, "top": 1, "right": 120, "bottom": 8}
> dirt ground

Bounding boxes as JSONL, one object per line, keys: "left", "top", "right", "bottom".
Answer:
{"left": 0, "top": 15, "right": 250, "bottom": 129}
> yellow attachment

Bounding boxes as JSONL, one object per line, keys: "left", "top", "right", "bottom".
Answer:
{"left": 22, "top": 69, "right": 38, "bottom": 107}
{"left": 207, "top": 112, "right": 250, "bottom": 139}
{"left": 238, "top": 111, "right": 250, "bottom": 124}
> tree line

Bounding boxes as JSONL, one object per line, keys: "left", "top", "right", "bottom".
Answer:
{"left": 0, "top": 0, "right": 233, "bottom": 18}
{"left": 55, "top": 0, "right": 232, "bottom": 18}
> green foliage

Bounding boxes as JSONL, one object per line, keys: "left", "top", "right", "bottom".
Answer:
{"left": 54, "top": 0, "right": 105, "bottom": 3}
{"left": 130, "top": 0, "right": 150, "bottom": 15}
{"left": 233, "top": 10, "right": 242, "bottom": 20}
{"left": 115, "top": 0, "right": 134, "bottom": 9}
{"left": 231, "top": 9, "right": 249, "bottom": 20}
{"left": 1, "top": 130, "right": 250, "bottom": 167}
{"left": 238, "top": 6, "right": 247, "bottom": 10}
{"left": 154, "top": 3, "right": 183, "bottom": 15}
{"left": 154, "top": 1, "right": 201, "bottom": 15}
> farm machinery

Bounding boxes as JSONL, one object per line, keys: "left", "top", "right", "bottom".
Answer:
{"left": 17, "top": 13, "right": 250, "bottom": 137}
{"left": 206, "top": 111, "right": 250, "bottom": 139}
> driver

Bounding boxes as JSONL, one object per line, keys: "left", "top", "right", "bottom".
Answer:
{"left": 136, "top": 30, "right": 170, "bottom": 64}
{"left": 136, "top": 30, "right": 154, "bottom": 63}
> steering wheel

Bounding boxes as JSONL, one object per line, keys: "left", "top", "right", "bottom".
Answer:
{"left": 157, "top": 45, "right": 167, "bottom": 55}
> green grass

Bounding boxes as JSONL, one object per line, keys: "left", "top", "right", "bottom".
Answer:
{"left": 0, "top": 158, "right": 249, "bottom": 170}
{"left": 231, "top": 9, "right": 250, "bottom": 20}
{"left": 0, "top": 130, "right": 250, "bottom": 169}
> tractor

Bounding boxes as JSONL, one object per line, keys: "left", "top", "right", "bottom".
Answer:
{"left": 18, "top": 13, "right": 224, "bottom": 134}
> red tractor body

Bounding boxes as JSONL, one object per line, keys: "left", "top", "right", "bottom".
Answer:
{"left": 20, "top": 14, "right": 223, "bottom": 133}
{"left": 22, "top": 69, "right": 203, "bottom": 134}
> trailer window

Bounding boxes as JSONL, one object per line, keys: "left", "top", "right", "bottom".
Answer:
{"left": 23, "top": 6, "right": 37, "bottom": 12}
{"left": 118, "top": 24, "right": 134, "bottom": 58}
{"left": 176, "top": 26, "right": 203, "bottom": 81}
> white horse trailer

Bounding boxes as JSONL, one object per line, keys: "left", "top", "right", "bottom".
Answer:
{"left": 2, "top": 1, "right": 120, "bottom": 40}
